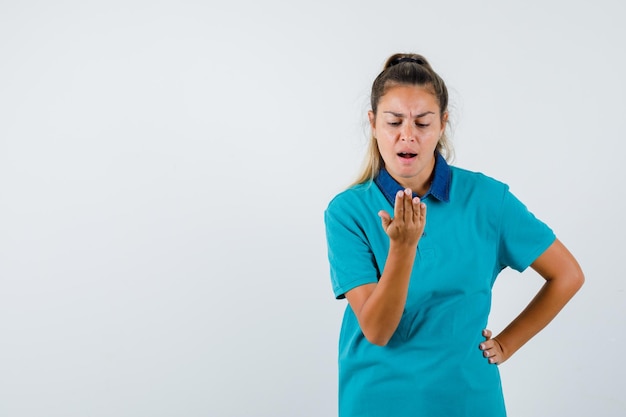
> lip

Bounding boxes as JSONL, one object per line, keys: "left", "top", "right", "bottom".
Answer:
{"left": 396, "top": 152, "right": 418, "bottom": 164}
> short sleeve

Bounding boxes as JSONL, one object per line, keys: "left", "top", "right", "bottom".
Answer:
{"left": 497, "top": 187, "right": 556, "bottom": 272}
{"left": 324, "top": 199, "right": 380, "bottom": 299}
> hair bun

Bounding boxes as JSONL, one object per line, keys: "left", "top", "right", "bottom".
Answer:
{"left": 389, "top": 56, "right": 426, "bottom": 67}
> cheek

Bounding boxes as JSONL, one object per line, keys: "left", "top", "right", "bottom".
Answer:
{"left": 375, "top": 138, "right": 393, "bottom": 158}
{"left": 376, "top": 125, "right": 396, "bottom": 141}
{"left": 428, "top": 125, "right": 443, "bottom": 140}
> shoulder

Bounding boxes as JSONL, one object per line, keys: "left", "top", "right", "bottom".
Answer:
{"left": 324, "top": 181, "right": 385, "bottom": 235}
{"left": 450, "top": 166, "right": 509, "bottom": 196}
{"left": 326, "top": 181, "right": 379, "bottom": 214}
{"left": 450, "top": 165, "right": 507, "bottom": 188}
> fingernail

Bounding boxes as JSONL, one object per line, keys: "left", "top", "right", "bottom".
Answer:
{"left": 480, "top": 344, "right": 485, "bottom": 350}
{"left": 405, "top": 188, "right": 411, "bottom": 195}
{"left": 396, "top": 190, "right": 403, "bottom": 198}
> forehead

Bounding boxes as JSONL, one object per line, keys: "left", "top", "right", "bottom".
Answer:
{"left": 378, "top": 84, "right": 439, "bottom": 114}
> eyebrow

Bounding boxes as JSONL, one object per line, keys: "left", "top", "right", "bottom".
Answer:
{"left": 383, "top": 111, "right": 435, "bottom": 118}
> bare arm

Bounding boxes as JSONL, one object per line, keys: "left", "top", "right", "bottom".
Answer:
{"left": 480, "top": 238, "right": 585, "bottom": 364}
{"left": 344, "top": 188, "right": 426, "bottom": 346}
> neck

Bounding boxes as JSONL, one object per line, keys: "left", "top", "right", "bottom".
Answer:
{"left": 403, "top": 156, "right": 436, "bottom": 196}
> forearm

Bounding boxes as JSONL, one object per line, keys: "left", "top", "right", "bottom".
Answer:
{"left": 357, "top": 243, "right": 416, "bottom": 345}
{"left": 346, "top": 189, "right": 425, "bottom": 346}
{"left": 496, "top": 272, "right": 583, "bottom": 359}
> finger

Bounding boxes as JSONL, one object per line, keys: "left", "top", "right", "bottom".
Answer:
{"left": 487, "top": 346, "right": 502, "bottom": 365}
{"left": 402, "top": 188, "right": 412, "bottom": 223}
{"left": 393, "top": 190, "right": 405, "bottom": 222}
{"left": 483, "top": 348, "right": 498, "bottom": 358}
{"left": 479, "top": 337, "right": 497, "bottom": 352}
{"left": 480, "top": 339, "right": 500, "bottom": 352}
{"left": 412, "top": 197, "right": 421, "bottom": 222}
{"left": 482, "top": 328, "right": 493, "bottom": 339}
{"left": 479, "top": 336, "right": 503, "bottom": 364}
{"left": 378, "top": 210, "right": 391, "bottom": 230}
{"left": 487, "top": 352, "right": 500, "bottom": 365}
{"left": 480, "top": 345, "right": 500, "bottom": 365}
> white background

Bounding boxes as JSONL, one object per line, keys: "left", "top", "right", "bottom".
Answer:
{"left": 1, "top": 1, "right": 624, "bottom": 416}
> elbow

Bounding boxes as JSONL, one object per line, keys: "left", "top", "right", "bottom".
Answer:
{"left": 573, "top": 268, "right": 585, "bottom": 293}
{"left": 368, "top": 337, "right": 390, "bottom": 347}
{"left": 560, "top": 266, "right": 585, "bottom": 297}
{"left": 366, "top": 336, "right": 391, "bottom": 347}
{"left": 563, "top": 243, "right": 585, "bottom": 294}
{"left": 355, "top": 310, "right": 400, "bottom": 346}
{"left": 547, "top": 251, "right": 585, "bottom": 295}
{"left": 569, "top": 258, "right": 585, "bottom": 292}
{"left": 363, "top": 329, "right": 393, "bottom": 346}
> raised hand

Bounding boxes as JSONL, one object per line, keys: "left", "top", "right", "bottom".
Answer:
{"left": 378, "top": 188, "right": 426, "bottom": 247}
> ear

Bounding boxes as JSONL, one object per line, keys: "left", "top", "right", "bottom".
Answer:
{"left": 440, "top": 111, "right": 449, "bottom": 135}
{"left": 368, "top": 110, "right": 376, "bottom": 136}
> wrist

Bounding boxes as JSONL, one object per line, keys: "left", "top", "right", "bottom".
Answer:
{"left": 388, "top": 240, "right": 419, "bottom": 253}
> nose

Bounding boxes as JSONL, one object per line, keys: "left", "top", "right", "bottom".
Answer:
{"left": 401, "top": 124, "right": 416, "bottom": 142}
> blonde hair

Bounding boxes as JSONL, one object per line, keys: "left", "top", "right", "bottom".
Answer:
{"left": 352, "top": 53, "right": 454, "bottom": 186}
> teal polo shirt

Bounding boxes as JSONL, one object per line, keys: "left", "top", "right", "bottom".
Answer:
{"left": 324, "top": 154, "right": 555, "bottom": 417}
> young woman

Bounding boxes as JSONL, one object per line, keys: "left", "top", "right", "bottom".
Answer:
{"left": 324, "top": 53, "right": 584, "bottom": 416}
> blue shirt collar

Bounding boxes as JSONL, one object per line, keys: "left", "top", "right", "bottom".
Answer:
{"left": 374, "top": 153, "right": 451, "bottom": 205}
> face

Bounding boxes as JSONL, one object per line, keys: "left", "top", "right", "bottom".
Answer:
{"left": 369, "top": 84, "right": 447, "bottom": 195}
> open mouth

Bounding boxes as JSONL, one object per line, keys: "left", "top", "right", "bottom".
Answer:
{"left": 398, "top": 152, "right": 417, "bottom": 159}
